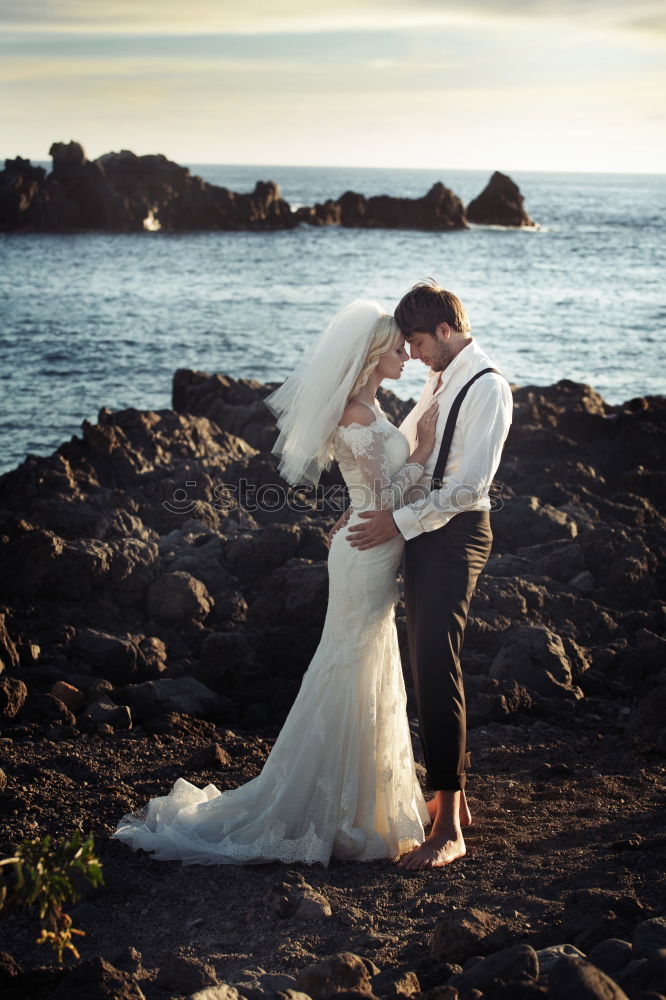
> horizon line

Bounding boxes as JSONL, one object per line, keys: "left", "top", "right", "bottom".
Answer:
{"left": 8, "top": 156, "right": 666, "bottom": 179}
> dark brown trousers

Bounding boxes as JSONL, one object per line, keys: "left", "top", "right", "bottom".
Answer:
{"left": 403, "top": 510, "right": 493, "bottom": 791}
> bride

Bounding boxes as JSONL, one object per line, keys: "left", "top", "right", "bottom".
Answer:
{"left": 111, "top": 299, "right": 439, "bottom": 865}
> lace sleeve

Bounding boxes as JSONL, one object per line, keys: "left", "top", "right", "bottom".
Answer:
{"left": 336, "top": 422, "right": 424, "bottom": 510}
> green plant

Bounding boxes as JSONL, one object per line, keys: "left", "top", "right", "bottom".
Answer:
{"left": 0, "top": 829, "right": 104, "bottom": 962}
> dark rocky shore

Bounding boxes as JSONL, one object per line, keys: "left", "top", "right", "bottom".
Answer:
{"left": 0, "top": 373, "right": 665, "bottom": 999}
{"left": 0, "top": 141, "right": 534, "bottom": 233}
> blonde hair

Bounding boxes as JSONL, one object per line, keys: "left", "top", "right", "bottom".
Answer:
{"left": 348, "top": 314, "right": 402, "bottom": 400}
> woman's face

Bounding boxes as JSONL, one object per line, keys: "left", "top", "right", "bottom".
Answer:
{"left": 375, "top": 334, "right": 409, "bottom": 381}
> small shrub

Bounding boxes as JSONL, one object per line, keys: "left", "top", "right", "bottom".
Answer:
{"left": 0, "top": 829, "right": 104, "bottom": 962}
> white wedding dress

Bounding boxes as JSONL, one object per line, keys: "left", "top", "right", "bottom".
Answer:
{"left": 112, "top": 402, "right": 430, "bottom": 865}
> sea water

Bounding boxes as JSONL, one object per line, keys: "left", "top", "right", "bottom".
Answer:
{"left": 0, "top": 165, "right": 664, "bottom": 474}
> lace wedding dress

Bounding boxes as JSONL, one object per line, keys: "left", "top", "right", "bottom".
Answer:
{"left": 112, "top": 402, "right": 430, "bottom": 865}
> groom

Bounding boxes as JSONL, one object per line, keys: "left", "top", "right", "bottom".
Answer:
{"left": 346, "top": 279, "right": 513, "bottom": 869}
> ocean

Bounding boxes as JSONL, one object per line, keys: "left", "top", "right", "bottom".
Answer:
{"left": 0, "top": 165, "right": 664, "bottom": 476}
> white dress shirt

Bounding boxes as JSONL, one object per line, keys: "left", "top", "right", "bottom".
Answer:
{"left": 392, "top": 337, "right": 513, "bottom": 541}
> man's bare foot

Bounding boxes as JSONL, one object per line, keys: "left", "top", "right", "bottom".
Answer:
{"left": 397, "top": 828, "right": 466, "bottom": 870}
{"left": 425, "top": 791, "right": 472, "bottom": 828}
{"left": 459, "top": 790, "right": 472, "bottom": 828}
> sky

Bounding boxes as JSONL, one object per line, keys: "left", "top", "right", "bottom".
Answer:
{"left": 1, "top": 0, "right": 665, "bottom": 173}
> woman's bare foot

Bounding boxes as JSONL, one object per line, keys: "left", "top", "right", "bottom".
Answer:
{"left": 426, "top": 790, "right": 472, "bottom": 828}
{"left": 397, "top": 827, "right": 466, "bottom": 870}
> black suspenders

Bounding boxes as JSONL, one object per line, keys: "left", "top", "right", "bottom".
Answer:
{"left": 431, "top": 367, "right": 505, "bottom": 491}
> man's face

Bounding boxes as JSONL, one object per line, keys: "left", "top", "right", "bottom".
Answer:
{"left": 407, "top": 324, "right": 456, "bottom": 372}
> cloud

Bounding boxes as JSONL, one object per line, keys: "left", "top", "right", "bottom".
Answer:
{"left": 2, "top": 0, "right": 664, "bottom": 35}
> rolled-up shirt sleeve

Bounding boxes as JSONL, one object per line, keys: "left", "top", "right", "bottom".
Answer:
{"left": 392, "top": 377, "right": 513, "bottom": 541}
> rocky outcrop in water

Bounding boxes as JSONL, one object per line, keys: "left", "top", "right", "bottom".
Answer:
{"left": 0, "top": 141, "right": 296, "bottom": 233}
{"left": 295, "top": 182, "right": 467, "bottom": 231}
{"left": 466, "top": 170, "right": 536, "bottom": 227}
{"left": 0, "top": 141, "right": 536, "bottom": 232}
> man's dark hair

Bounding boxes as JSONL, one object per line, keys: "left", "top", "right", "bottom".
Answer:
{"left": 394, "top": 278, "right": 471, "bottom": 337}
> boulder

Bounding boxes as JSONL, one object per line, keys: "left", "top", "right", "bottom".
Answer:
{"left": 50, "top": 680, "right": 85, "bottom": 713}
{"left": 295, "top": 952, "right": 374, "bottom": 999}
{"left": 19, "top": 692, "right": 75, "bottom": 725}
{"left": 114, "top": 676, "right": 226, "bottom": 723}
{"left": 0, "top": 614, "right": 20, "bottom": 671}
{"left": 137, "top": 635, "right": 168, "bottom": 679}
{"left": 535, "top": 943, "right": 586, "bottom": 975}
{"left": 0, "top": 526, "right": 66, "bottom": 599}
{"left": 48, "top": 954, "right": 146, "bottom": 999}
{"left": 587, "top": 939, "right": 633, "bottom": 975}
{"left": 197, "top": 630, "right": 262, "bottom": 698}
{"left": 448, "top": 943, "right": 539, "bottom": 994}
{"left": 106, "top": 536, "right": 159, "bottom": 606}
{"left": 491, "top": 495, "right": 577, "bottom": 551}
{"left": 0, "top": 676, "right": 28, "bottom": 718}
{"left": 147, "top": 570, "right": 213, "bottom": 623}
{"left": 79, "top": 698, "right": 132, "bottom": 731}
{"left": 294, "top": 889, "right": 333, "bottom": 921}
{"left": 156, "top": 954, "right": 218, "bottom": 993}
{"left": 562, "top": 888, "right": 645, "bottom": 950}
{"left": 371, "top": 970, "right": 420, "bottom": 997}
{"left": 489, "top": 624, "right": 580, "bottom": 697}
{"left": 633, "top": 917, "right": 666, "bottom": 958}
{"left": 50, "top": 537, "right": 114, "bottom": 598}
{"left": 614, "top": 948, "right": 666, "bottom": 995}
{"left": 431, "top": 908, "right": 505, "bottom": 963}
{"left": 191, "top": 988, "right": 243, "bottom": 1000}
{"left": 71, "top": 628, "right": 140, "bottom": 684}
{"left": 548, "top": 955, "right": 630, "bottom": 1000}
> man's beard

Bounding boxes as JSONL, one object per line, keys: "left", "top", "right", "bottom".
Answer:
{"left": 429, "top": 344, "right": 455, "bottom": 371}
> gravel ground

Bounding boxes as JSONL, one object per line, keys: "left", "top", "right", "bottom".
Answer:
{"left": 1, "top": 697, "right": 664, "bottom": 997}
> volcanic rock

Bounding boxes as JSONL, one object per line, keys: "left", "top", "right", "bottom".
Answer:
{"left": 114, "top": 676, "right": 227, "bottom": 723}
{"left": 48, "top": 954, "right": 147, "bottom": 999}
{"left": 431, "top": 908, "right": 505, "bottom": 963}
{"left": 587, "top": 939, "right": 633, "bottom": 975}
{"left": 548, "top": 955, "right": 630, "bottom": 1000}
{"left": 488, "top": 624, "right": 581, "bottom": 698}
{"left": 448, "top": 943, "right": 539, "bottom": 994}
{"left": 155, "top": 954, "right": 218, "bottom": 992}
{"left": 633, "top": 918, "right": 666, "bottom": 958}
{"left": 295, "top": 952, "right": 374, "bottom": 998}
{"left": 467, "top": 171, "right": 535, "bottom": 227}
{"left": 147, "top": 570, "right": 213, "bottom": 624}
{"left": 0, "top": 677, "right": 28, "bottom": 719}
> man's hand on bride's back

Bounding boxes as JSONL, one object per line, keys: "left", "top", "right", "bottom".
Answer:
{"left": 327, "top": 509, "right": 350, "bottom": 547}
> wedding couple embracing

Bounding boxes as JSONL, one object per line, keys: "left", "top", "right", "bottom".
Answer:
{"left": 112, "top": 279, "right": 513, "bottom": 871}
